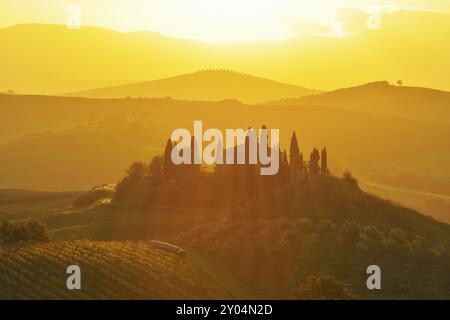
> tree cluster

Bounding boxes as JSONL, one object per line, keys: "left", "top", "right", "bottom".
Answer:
{"left": 0, "top": 220, "right": 49, "bottom": 245}
{"left": 113, "top": 129, "right": 330, "bottom": 217}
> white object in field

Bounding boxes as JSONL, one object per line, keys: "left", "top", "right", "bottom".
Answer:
{"left": 149, "top": 240, "right": 186, "bottom": 256}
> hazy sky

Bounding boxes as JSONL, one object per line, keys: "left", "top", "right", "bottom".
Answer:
{"left": 0, "top": 0, "right": 449, "bottom": 42}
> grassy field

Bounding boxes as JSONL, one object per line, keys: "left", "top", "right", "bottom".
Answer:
{"left": 0, "top": 189, "right": 79, "bottom": 222}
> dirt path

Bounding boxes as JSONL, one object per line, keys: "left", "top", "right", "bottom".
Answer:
{"left": 361, "top": 181, "right": 450, "bottom": 201}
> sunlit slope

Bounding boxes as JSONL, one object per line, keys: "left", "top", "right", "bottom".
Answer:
{"left": 0, "top": 189, "right": 79, "bottom": 222}
{"left": 264, "top": 81, "right": 450, "bottom": 218}
{"left": 1, "top": 10, "right": 449, "bottom": 94}
{"left": 66, "top": 70, "right": 319, "bottom": 103}
{"left": 0, "top": 93, "right": 449, "bottom": 192}
{"left": 0, "top": 240, "right": 235, "bottom": 299}
{"left": 41, "top": 176, "right": 450, "bottom": 244}
{"left": 360, "top": 181, "right": 450, "bottom": 224}
{"left": 266, "top": 82, "right": 450, "bottom": 123}
{"left": 0, "top": 24, "right": 209, "bottom": 94}
{"left": 0, "top": 176, "right": 450, "bottom": 299}
{"left": 171, "top": 176, "right": 450, "bottom": 299}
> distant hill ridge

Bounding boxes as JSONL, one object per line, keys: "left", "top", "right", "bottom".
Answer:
{"left": 266, "top": 81, "right": 450, "bottom": 123}
{"left": 2, "top": 11, "right": 450, "bottom": 94}
{"left": 65, "top": 70, "right": 320, "bottom": 103}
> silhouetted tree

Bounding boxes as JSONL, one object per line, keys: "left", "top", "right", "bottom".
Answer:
{"left": 163, "top": 139, "right": 175, "bottom": 180}
{"left": 127, "top": 162, "right": 147, "bottom": 179}
{"left": 289, "top": 132, "right": 302, "bottom": 180}
{"left": 361, "top": 225, "right": 384, "bottom": 253}
{"left": 340, "top": 223, "right": 361, "bottom": 247}
{"left": 245, "top": 129, "right": 259, "bottom": 199}
{"left": 148, "top": 155, "right": 164, "bottom": 185}
{"left": 343, "top": 171, "right": 358, "bottom": 187}
{"left": 309, "top": 148, "right": 320, "bottom": 174}
{"left": 321, "top": 147, "right": 328, "bottom": 174}
{"left": 0, "top": 220, "right": 49, "bottom": 245}
{"left": 280, "top": 149, "right": 289, "bottom": 175}
{"left": 114, "top": 162, "right": 148, "bottom": 202}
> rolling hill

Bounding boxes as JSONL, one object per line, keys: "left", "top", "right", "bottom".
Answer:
{"left": 2, "top": 174, "right": 450, "bottom": 299}
{"left": 0, "top": 240, "right": 237, "bottom": 299}
{"left": 1, "top": 10, "right": 450, "bottom": 95}
{"left": 2, "top": 3, "right": 450, "bottom": 302}
{"left": 1, "top": 89, "right": 450, "bottom": 222}
{"left": 65, "top": 70, "right": 320, "bottom": 103}
{"left": 0, "top": 189, "right": 79, "bottom": 222}
{"left": 266, "top": 81, "right": 450, "bottom": 123}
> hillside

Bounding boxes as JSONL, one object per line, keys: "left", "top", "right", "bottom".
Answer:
{"left": 0, "top": 240, "right": 237, "bottom": 299}
{"left": 2, "top": 175, "right": 450, "bottom": 299}
{"left": 1, "top": 93, "right": 449, "bottom": 190}
{"left": 266, "top": 81, "right": 450, "bottom": 123}
{"left": 1, "top": 10, "right": 450, "bottom": 94}
{"left": 66, "top": 70, "right": 319, "bottom": 103}
{"left": 0, "top": 189, "right": 79, "bottom": 222}
{"left": 1, "top": 91, "right": 449, "bottom": 221}
{"left": 2, "top": 2, "right": 450, "bottom": 302}
{"left": 171, "top": 175, "right": 450, "bottom": 299}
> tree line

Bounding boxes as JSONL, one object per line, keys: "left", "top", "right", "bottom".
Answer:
{"left": 113, "top": 128, "right": 331, "bottom": 217}
{"left": 0, "top": 220, "right": 49, "bottom": 245}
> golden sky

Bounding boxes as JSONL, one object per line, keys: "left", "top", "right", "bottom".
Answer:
{"left": 0, "top": 0, "right": 449, "bottom": 42}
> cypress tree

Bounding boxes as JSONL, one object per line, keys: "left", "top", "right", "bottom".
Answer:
{"left": 310, "top": 148, "right": 320, "bottom": 174}
{"left": 163, "top": 139, "right": 174, "bottom": 179}
{"left": 321, "top": 147, "right": 328, "bottom": 174}
{"left": 289, "top": 132, "right": 301, "bottom": 180}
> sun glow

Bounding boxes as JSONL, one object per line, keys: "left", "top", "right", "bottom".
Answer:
{"left": 0, "top": 0, "right": 449, "bottom": 43}
{"left": 0, "top": 0, "right": 343, "bottom": 42}
{"left": 160, "top": 0, "right": 304, "bottom": 42}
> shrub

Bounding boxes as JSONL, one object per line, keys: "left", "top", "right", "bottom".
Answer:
{"left": 361, "top": 225, "right": 385, "bottom": 251}
{"left": 362, "top": 225, "right": 384, "bottom": 243}
{"left": 113, "top": 162, "right": 150, "bottom": 203}
{"left": 315, "top": 220, "right": 337, "bottom": 241}
{"left": 342, "top": 171, "right": 358, "bottom": 187}
{"left": 0, "top": 220, "right": 50, "bottom": 245}
{"left": 340, "top": 223, "right": 361, "bottom": 247}
{"left": 292, "top": 276, "right": 357, "bottom": 300}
